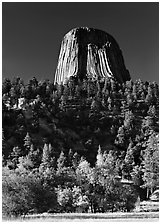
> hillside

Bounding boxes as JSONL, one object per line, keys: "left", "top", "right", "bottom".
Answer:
{"left": 2, "top": 76, "right": 159, "bottom": 217}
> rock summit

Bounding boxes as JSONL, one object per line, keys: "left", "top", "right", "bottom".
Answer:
{"left": 54, "top": 27, "right": 130, "bottom": 84}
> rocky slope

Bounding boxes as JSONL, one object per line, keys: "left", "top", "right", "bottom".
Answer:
{"left": 54, "top": 27, "right": 130, "bottom": 84}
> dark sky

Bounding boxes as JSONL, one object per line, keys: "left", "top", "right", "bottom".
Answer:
{"left": 2, "top": 2, "right": 159, "bottom": 83}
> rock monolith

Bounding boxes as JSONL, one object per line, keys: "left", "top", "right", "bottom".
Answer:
{"left": 54, "top": 27, "right": 130, "bottom": 84}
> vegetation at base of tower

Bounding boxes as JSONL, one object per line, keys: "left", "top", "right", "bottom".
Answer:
{"left": 2, "top": 76, "right": 159, "bottom": 217}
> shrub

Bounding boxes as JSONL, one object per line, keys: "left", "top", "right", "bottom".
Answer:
{"left": 2, "top": 167, "right": 57, "bottom": 218}
{"left": 104, "top": 182, "right": 138, "bottom": 212}
{"left": 2, "top": 167, "right": 35, "bottom": 217}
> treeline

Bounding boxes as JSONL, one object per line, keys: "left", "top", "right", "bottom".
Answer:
{"left": 2, "top": 76, "right": 159, "bottom": 217}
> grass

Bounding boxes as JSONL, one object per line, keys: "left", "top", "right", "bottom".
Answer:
{"left": 3, "top": 202, "right": 159, "bottom": 222}
{"left": 3, "top": 211, "right": 159, "bottom": 222}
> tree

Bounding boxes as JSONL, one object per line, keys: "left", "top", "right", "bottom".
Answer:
{"left": 123, "top": 141, "right": 135, "bottom": 179}
{"left": 2, "top": 167, "right": 57, "bottom": 217}
{"left": 124, "top": 110, "right": 134, "bottom": 130}
{"left": 16, "top": 156, "right": 34, "bottom": 172}
{"left": 145, "top": 85, "right": 155, "bottom": 105}
{"left": 126, "top": 93, "right": 133, "bottom": 107}
{"left": 93, "top": 150, "right": 137, "bottom": 212}
{"left": 41, "top": 143, "right": 50, "bottom": 165}
{"left": 76, "top": 157, "right": 92, "bottom": 185}
{"left": 2, "top": 78, "right": 12, "bottom": 95}
{"left": 125, "top": 79, "right": 133, "bottom": 90}
{"left": 76, "top": 157, "right": 103, "bottom": 213}
{"left": 115, "top": 125, "right": 126, "bottom": 148}
{"left": 131, "top": 165, "right": 143, "bottom": 187}
{"left": 39, "top": 143, "right": 55, "bottom": 173}
{"left": 103, "top": 181, "right": 137, "bottom": 212}
{"left": 132, "top": 84, "right": 137, "bottom": 100}
{"left": 72, "top": 152, "right": 80, "bottom": 169}
{"left": 142, "top": 132, "right": 159, "bottom": 198}
{"left": 141, "top": 116, "right": 155, "bottom": 135}
{"left": 24, "top": 132, "right": 32, "bottom": 150}
{"left": 27, "top": 145, "right": 41, "bottom": 168}
{"left": 68, "top": 148, "right": 73, "bottom": 166}
{"left": 9, "top": 146, "right": 22, "bottom": 169}
{"left": 2, "top": 167, "right": 34, "bottom": 217}
{"left": 152, "top": 81, "right": 159, "bottom": 99}
{"left": 57, "top": 187, "right": 74, "bottom": 212}
{"left": 147, "top": 105, "right": 157, "bottom": 118}
{"left": 90, "top": 98, "right": 100, "bottom": 111}
{"left": 57, "top": 151, "right": 66, "bottom": 173}
{"left": 96, "top": 145, "right": 104, "bottom": 167}
{"left": 56, "top": 185, "right": 89, "bottom": 213}
{"left": 10, "top": 77, "right": 24, "bottom": 108}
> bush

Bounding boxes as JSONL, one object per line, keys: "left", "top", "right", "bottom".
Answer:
{"left": 56, "top": 185, "right": 89, "bottom": 213}
{"left": 104, "top": 182, "right": 138, "bottom": 212}
{"left": 2, "top": 167, "right": 57, "bottom": 218}
{"left": 3, "top": 167, "right": 34, "bottom": 217}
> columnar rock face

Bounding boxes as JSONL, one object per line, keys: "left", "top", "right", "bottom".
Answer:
{"left": 54, "top": 27, "right": 130, "bottom": 84}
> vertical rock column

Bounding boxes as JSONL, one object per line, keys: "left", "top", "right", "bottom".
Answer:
{"left": 55, "top": 29, "right": 79, "bottom": 83}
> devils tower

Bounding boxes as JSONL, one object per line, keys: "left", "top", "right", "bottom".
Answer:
{"left": 54, "top": 27, "right": 130, "bottom": 84}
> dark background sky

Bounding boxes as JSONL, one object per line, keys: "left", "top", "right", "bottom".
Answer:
{"left": 2, "top": 2, "right": 159, "bottom": 83}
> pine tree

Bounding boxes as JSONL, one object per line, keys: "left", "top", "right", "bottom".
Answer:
{"left": 96, "top": 145, "right": 104, "bottom": 167}
{"left": 10, "top": 146, "right": 22, "bottom": 168}
{"left": 142, "top": 133, "right": 159, "bottom": 198}
{"left": 48, "top": 143, "right": 56, "bottom": 168}
{"left": 152, "top": 81, "right": 159, "bottom": 99}
{"left": 131, "top": 165, "right": 143, "bottom": 186}
{"left": 103, "top": 150, "right": 118, "bottom": 176}
{"left": 57, "top": 151, "right": 66, "bottom": 173}
{"left": 145, "top": 85, "right": 154, "bottom": 104}
{"left": 147, "top": 105, "right": 157, "bottom": 118}
{"left": 91, "top": 98, "right": 99, "bottom": 111}
{"left": 124, "top": 110, "right": 134, "bottom": 130}
{"left": 2, "top": 78, "right": 12, "bottom": 95}
{"left": 42, "top": 143, "right": 50, "bottom": 165}
{"left": 132, "top": 84, "right": 137, "bottom": 100}
{"left": 124, "top": 142, "right": 134, "bottom": 164}
{"left": 72, "top": 152, "right": 80, "bottom": 169}
{"left": 68, "top": 149, "right": 74, "bottom": 167}
{"left": 27, "top": 144, "right": 39, "bottom": 167}
{"left": 24, "top": 132, "right": 32, "bottom": 150}
{"left": 115, "top": 125, "right": 125, "bottom": 147}
{"left": 141, "top": 116, "right": 155, "bottom": 135}
{"left": 125, "top": 79, "right": 133, "bottom": 90}
{"left": 126, "top": 93, "right": 133, "bottom": 107}
{"left": 123, "top": 141, "right": 135, "bottom": 179}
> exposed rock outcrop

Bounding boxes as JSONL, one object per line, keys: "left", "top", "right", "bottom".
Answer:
{"left": 54, "top": 27, "right": 130, "bottom": 84}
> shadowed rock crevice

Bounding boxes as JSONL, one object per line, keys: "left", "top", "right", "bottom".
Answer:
{"left": 54, "top": 27, "right": 131, "bottom": 83}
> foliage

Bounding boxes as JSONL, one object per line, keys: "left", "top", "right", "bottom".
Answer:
{"left": 141, "top": 132, "right": 159, "bottom": 197}
{"left": 2, "top": 76, "right": 159, "bottom": 216}
{"left": 2, "top": 167, "right": 57, "bottom": 218}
